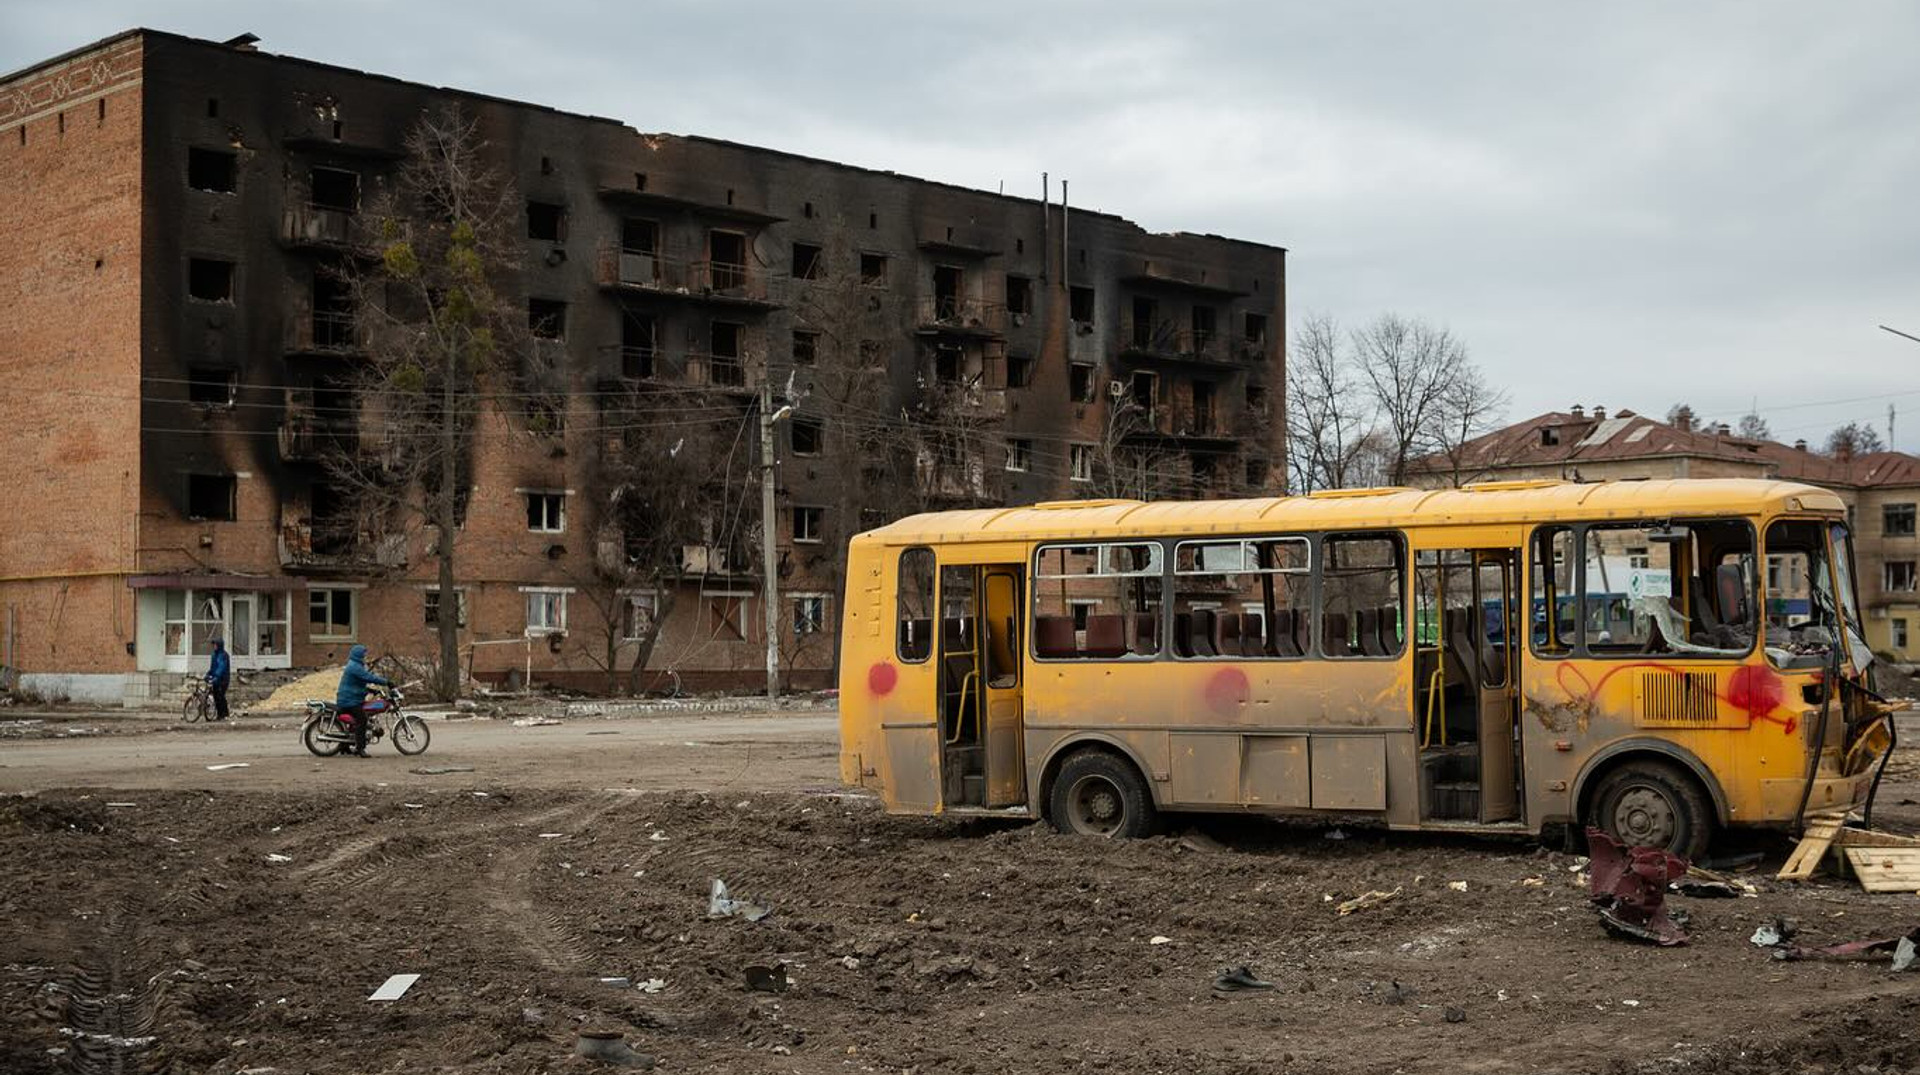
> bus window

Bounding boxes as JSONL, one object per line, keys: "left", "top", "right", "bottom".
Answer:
{"left": 1172, "top": 537, "right": 1309, "bottom": 659}
{"left": 897, "top": 547, "right": 935, "bottom": 662}
{"left": 1582, "top": 519, "right": 1754, "bottom": 657}
{"left": 1321, "top": 534, "right": 1405, "bottom": 659}
{"left": 1529, "top": 526, "right": 1575, "bottom": 656}
{"left": 1764, "top": 518, "right": 1859, "bottom": 670}
{"left": 1034, "top": 542, "right": 1164, "bottom": 660}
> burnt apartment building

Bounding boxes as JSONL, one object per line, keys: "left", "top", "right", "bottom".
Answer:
{"left": 0, "top": 29, "right": 1286, "bottom": 703}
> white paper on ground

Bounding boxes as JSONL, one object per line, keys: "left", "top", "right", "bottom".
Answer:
{"left": 368, "top": 973, "right": 421, "bottom": 1002}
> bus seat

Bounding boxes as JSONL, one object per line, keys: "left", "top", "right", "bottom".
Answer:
{"left": 1191, "top": 610, "right": 1218, "bottom": 658}
{"left": 899, "top": 618, "right": 933, "bottom": 661}
{"left": 1716, "top": 562, "right": 1749, "bottom": 625}
{"left": 1034, "top": 615, "right": 1077, "bottom": 659}
{"left": 1376, "top": 606, "right": 1402, "bottom": 654}
{"left": 1084, "top": 615, "right": 1128, "bottom": 658}
{"left": 942, "top": 617, "right": 971, "bottom": 652}
{"left": 1171, "top": 612, "right": 1195, "bottom": 658}
{"left": 1292, "top": 606, "right": 1312, "bottom": 656}
{"left": 1216, "top": 612, "right": 1242, "bottom": 656}
{"left": 1131, "top": 613, "right": 1159, "bottom": 655}
{"left": 1242, "top": 615, "right": 1267, "bottom": 657}
{"left": 1356, "top": 608, "right": 1383, "bottom": 656}
{"left": 1270, "top": 609, "right": 1298, "bottom": 656}
{"left": 1323, "top": 612, "right": 1351, "bottom": 657}
{"left": 1444, "top": 608, "right": 1477, "bottom": 686}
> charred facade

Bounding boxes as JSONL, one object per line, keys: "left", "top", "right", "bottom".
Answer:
{"left": 0, "top": 29, "right": 1286, "bottom": 702}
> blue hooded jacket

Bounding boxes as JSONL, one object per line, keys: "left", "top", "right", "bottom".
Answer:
{"left": 335, "top": 645, "right": 392, "bottom": 708}
{"left": 206, "top": 640, "right": 231, "bottom": 686}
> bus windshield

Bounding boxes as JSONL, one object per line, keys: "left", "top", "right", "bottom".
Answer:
{"left": 1763, "top": 519, "right": 1870, "bottom": 671}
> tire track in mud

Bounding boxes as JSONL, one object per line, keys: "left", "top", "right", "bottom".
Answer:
{"left": 38, "top": 903, "right": 173, "bottom": 1075}
{"left": 289, "top": 795, "right": 614, "bottom": 892}
{"left": 477, "top": 793, "right": 634, "bottom": 976}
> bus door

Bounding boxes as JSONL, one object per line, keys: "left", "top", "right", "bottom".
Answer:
{"left": 935, "top": 562, "right": 1027, "bottom": 809}
{"left": 1415, "top": 546, "right": 1522, "bottom": 824}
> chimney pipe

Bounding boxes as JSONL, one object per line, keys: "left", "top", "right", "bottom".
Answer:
{"left": 1570, "top": 404, "right": 1584, "bottom": 418}
{"left": 1794, "top": 438, "right": 1808, "bottom": 452}
{"left": 1672, "top": 406, "right": 1694, "bottom": 433}
{"left": 1717, "top": 422, "right": 1732, "bottom": 436}
{"left": 1593, "top": 405, "right": 1607, "bottom": 421}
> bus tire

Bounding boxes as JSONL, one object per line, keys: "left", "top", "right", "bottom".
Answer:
{"left": 1048, "top": 750, "right": 1159, "bottom": 839}
{"left": 1587, "top": 759, "right": 1713, "bottom": 862}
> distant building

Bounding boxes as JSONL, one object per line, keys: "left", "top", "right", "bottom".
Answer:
{"left": 0, "top": 30, "right": 1286, "bottom": 703}
{"left": 1411, "top": 404, "right": 1920, "bottom": 662}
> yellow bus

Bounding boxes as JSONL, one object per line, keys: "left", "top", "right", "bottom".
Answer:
{"left": 835, "top": 478, "right": 1894, "bottom": 857}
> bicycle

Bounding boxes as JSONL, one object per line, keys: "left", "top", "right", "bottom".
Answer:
{"left": 182, "top": 679, "right": 214, "bottom": 723}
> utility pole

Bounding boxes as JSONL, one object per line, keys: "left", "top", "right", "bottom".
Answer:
{"left": 758, "top": 381, "right": 792, "bottom": 701}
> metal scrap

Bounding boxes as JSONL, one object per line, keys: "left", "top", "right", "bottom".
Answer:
{"left": 1586, "top": 828, "right": 1691, "bottom": 946}
{"left": 1336, "top": 886, "right": 1402, "bottom": 916}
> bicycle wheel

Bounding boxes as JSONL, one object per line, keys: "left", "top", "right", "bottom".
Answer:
{"left": 391, "top": 715, "right": 431, "bottom": 756}
{"left": 302, "top": 716, "right": 346, "bottom": 757}
{"left": 182, "top": 687, "right": 206, "bottom": 723}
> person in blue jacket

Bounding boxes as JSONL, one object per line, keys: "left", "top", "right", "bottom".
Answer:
{"left": 334, "top": 645, "right": 392, "bottom": 757}
{"left": 206, "top": 637, "right": 231, "bottom": 722}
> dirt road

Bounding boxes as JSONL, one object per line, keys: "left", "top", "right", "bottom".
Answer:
{"left": 5, "top": 710, "right": 1920, "bottom": 1074}
{"left": 0, "top": 711, "right": 841, "bottom": 793}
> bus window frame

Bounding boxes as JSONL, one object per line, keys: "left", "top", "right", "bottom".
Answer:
{"left": 1527, "top": 524, "right": 1578, "bottom": 661}
{"left": 1571, "top": 517, "right": 1758, "bottom": 661}
{"left": 1170, "top": 535, "right": 1312, "bottom": 663}
{"left": 1316, "top": 530, "right": 1408, "bottom": 661}
{"left": 1030, "top": 540, "right": 1168, "bottom": 664}
{"left": 896, "top": 546, "right": 936, "bottom": 664}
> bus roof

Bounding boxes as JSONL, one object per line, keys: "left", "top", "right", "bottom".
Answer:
{"left": 858, "top": 478, "right": 1847, "bottom": 546}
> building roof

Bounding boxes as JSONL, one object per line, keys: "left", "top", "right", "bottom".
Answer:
{"left": 1428, "top": 408, "right": 1920, "bottom": 490}
{"left": 860, "top": 478, "right": 1846, "bottom": 546}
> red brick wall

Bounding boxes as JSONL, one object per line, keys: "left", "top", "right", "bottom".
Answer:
{"left": 0, "top": 34, "right": 146, "bottom": 674}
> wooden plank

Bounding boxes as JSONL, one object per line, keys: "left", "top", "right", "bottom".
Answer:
{"left": 1778, "top": 812, "right": 1847, "bottom": 881}
{"left": 1837, "top": 828, "right": 1920, "bottom": 849}
{"left": 1843, "top": 848, "right": 1920, "bottom": 893}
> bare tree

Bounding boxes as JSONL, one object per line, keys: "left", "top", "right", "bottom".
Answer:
{"left": 1735, "top": 411, "right": 1772, "bottom": 440}
{"left": 1825, "top": 420, "right": 1886, "bottom": 458}
{"left": 1431, "top": 362, "right": 1512, "bottom": 486}
{"left": 1351, "top": 314, "right": 1476, "bottom": 486}
{"left": 1286, "top": 313, "right": 1370, "bottom": 493}
{"left": 321, "top": 104, "right": 523, "bottom": 699}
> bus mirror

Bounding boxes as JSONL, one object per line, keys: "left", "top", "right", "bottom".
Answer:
{"left": 1646, "top": 524, "right": 1690, "bottom": 544}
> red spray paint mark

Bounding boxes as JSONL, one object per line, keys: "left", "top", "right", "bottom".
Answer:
{"left": 1725, "top": 664, "right": 1786, "bottom": 721}
{"left": 1204, "top": 666, "right": 1251, "bottom": 714}
{"left": 1554, "top": 659, "right": 1796, "bottom": 733}
{"left": 867, "top": 662, "right": 898, "bottom": 697}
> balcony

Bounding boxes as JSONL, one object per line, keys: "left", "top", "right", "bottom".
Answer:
{"left": 278, "top": 516, "right": 406, "bottom": 575}
{"left": 1120, "top": 320, "right": 1230, "bottom": 364}
{"left": 916, "top": 297, "right": 1006, "bottom": 338}
{"left": 679, "top": 542, "right": 756, "bottom": 578}
{"left": 287, "top": 311, "right": 362, "bottom": 356}
{"left": 595, "top": 244, "right": 782, "bottom": 309}
{"left": 283, "top": 204, "right": 374, "bottom": 254}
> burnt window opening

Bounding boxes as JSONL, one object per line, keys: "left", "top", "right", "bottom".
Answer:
{"left": 622, "top": 218, "right": 659, "bottom": 256}
{"left": 1191, "top": 454, "right": 1217, "bottom": 492}
{"left": 206, "top": 98, "right": 219, "bottom": 117}
{"left": 187, "top": 474, "right": 237, "bottom": 521}
{"left": 868, "top": 212, "right": 878, "bottom": 230}
{"left": 526, "top": 201, "right": 567, "bottom": 242}
{"left": 793, "top": 506, "right": 825, "bottom": 544}
{"left": 634, "top": 172, "right": 648, "bottom": 191}
{"left": 1245, "top": 312, "right": 1268, "bottom": 344}
{"left": 540, "top": 155, "right": 554, "bottom": 176}
{"left": 187, "top": 148, "right": 237, "bottom": 193}
{"left": 1131, "top": 296, "right": 1158, "bottom": 347}
{"left": 934, "top": 344, "right": 963, "bottom": 384}
{"left": 792, "top": 330, "right": 819, "bottom": 367}
{"left": 1246, "top": 383, "right": 1268, "bottom": 415}
{"left": 1069, "top": 361, "right": 1096, "bottom": 403}
{"left": 1007, "top": 353, "right": 1035, "bottom": 388}
{"left": 1005, "top": 438, "right": 1032, "bottom": 473}
{"left": 803, "top": 201, "right": 815, "bottom": 219}
{"left": 313, "top": 274, "right": 355, "bottom": 348}
{"left": 791, "top": 242, "right": 825, "bottom": 280}
{"left": 309, "top": 481, "right": 357, "bottom": 553}
{"left": 791, "top": 416, "right": 824, "bottom": 456}
{"left": 188, "top": 366, "right": 237, "bottom": 407}
{"left": 708, "top": 230, "right": 747, "bottom": 288}
{"left": 621, "top": 310, "right": 657, "bottom": 379}
{"left": 1246, "top": 457, "right": 1270, "bottom": 488}
{"left": 310, "top": 167, "right": 359, "bottom": 213}
{"left": 710, "top": 321, "right": 745, "bottom": 386}
{"left": 526, "top": 492, "right": 566, "bottom": 533}
{"left": 933, "top": 265, "right": 963, "bottom": 317}
{"left": 528, "top": 298, "right": 567, "bottom": 340}
{"left": 1191, "top": 304, "right": 1217, "bottom": 347}
{"left": 1006, "top": 275, "right": 1033, "bottom": 316}
{"left": 1192, "top": 381, "right": 1217, "bottom": 433}
{"left": 1070, "top": 285, "right": 1095, "bottom": 325}
{"left": 187, "top": 258, "right": 235, "bottom": 302}
{"left": 1130, "top": 371, "right": 1157, "bottom": 414}
{"left": 860, "top": 253, "right": 888, "bottom": 287}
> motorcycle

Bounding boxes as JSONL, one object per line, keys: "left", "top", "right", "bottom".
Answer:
{"left": 300, "top": 683, "right": 430, "bottom": 757}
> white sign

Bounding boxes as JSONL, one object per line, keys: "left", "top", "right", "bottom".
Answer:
{"left": 1626, "top": 569, "right": 1672, "bottom": 600}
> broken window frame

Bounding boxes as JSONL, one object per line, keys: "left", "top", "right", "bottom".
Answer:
{"left": 309, "top": 167, "right": 361, "bottom": 214}
{"left": 791, "top": 416, "right": 824, "bottom": 457}
{"left": 791, "top": 242, "right": 826, "bottom": 281}
{"left": 528, "top": 298, "right": 567, "bottom": 341}
{"left": 1006, "top": 353, "right": 1035, "bottom": 388}
{"left": 523, "top": 588, "right": 569, "bottom": 636}
{"left": 792, "top": 329, "right": 819, "bottom": 367}
{"left": 188, "top": 367, "right": 237, "bottom": 408}
{"left": 1069, "top": 444, "right": 1094, "bottom": 484}
{"left": 525, "top": 200, "right": 568, "bottom": 242}
{"left": 308, "top": 587, "right": 356, "bottom": 641}
{"left": 1005, "top": 438, "right": 1032, "bottom": 473}
{"left": 1069, "top": 362, "right": 1096, "bottom": 404}
{"left": 186, "top": 473, "right": 237, "bottom": 521}
{"left": 525, "top": 491, "right": 567, "bottom": 534}
{"left": 1006, "top": 275, "right": 1033, "bottom": 317}
{"left": 1888, "top": 560, "right": 1918, "bottom": 593}
{"left": 422, "top": 588, "right": 469, "bottom": 629}
{"left": 1885, "top": 503, "right": 1916, "bottom": 537}
{"left": 792, "top": 594, "right": 828, "bottom": 636}
{"left": 187, "top": 258, "right": 235, "bottom": 303}
{"left": 793, "top": 505, "right": 825, "bottom": 544}
{"left": 860, "top": 252, "right": 889, "bottom": 288}
{"left": 621, "top": 590, "right": 659, "bottom": 641}
{"left": 1069, "top": 285, "right": 1095, "bottom": 325}
{"left": 186, "top": 147, "right": 237, "bottom": 194}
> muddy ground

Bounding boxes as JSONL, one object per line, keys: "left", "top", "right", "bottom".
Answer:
{"left": 3, "top": 713, "right": 1920, "bottom": 1074}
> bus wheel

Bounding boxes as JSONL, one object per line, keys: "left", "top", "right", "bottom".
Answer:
{"left": 1049, "top": 751, "right": 1158, "bottom": 839}
{"left": 1588, "top": 760, "right": 1713, "bottom": 862}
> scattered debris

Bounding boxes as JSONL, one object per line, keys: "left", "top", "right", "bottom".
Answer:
{"left": 635, "top": 978, "right": 666, "bottom": 993}
{"left": 1520, "top": 877, "right": 1545, "bottom": 887}
{"left": 1699, "top": 850, "right": 1766, "bottom": 871}
{"left": 409, "top": 766, "right": 474, "bottom": 776}
{"left": 1336, "top": 887, "right": 1402, "bottom": 916}
{"left": 537, "top": 833, "right": 567, "bottom": 839}
{"left": 205, "top": 763, "right": 250, "bottom": 772}
{"left": 511, "top": 717, "right": 562, "bottom": 728}
{"left": 264, "top": 853, "right": 292, "bottom": 864}
{"left": 708, "top": 878, "right": 771, "bottom": 922}
{"left": 648, "top": 831, "right": 669, "bottom": 842}
{"left": 1444, "top": 1006, "right": 1467, "bottom": 1023}
{"left": 1843, "top": 847, "right": 1920, "bottom": 893}
{"left": 1381, "top": 980, "right": 1417, "bottom": 1006}
{"left": 401, "top": 803, "right": 425, "bottom": 810}
{"left": 744, "top": 963, "right": 790, "bottom": 993}
{"left": 367, "top": 973, "right": 420, "bottom": 1002}
{"left": 598, "top": 976, "right": 631, "bottom": 988}
{"left": 1149, "top": 935, "right": 1173, "bottom": 946}
{"left": 1447, "top": 881, "right": 1468, "bottom": 892}
{"left": 1211, "top": 965, "right": 1275, "bottom": 995}
{"left": 1751, "top": 918, "right": 1796, "bottom": 948}
{"left": 1178, "top": 829, "right": 1230, "bottom": 854}
{"left": 104, "top": 802, "right": 137, "bottom": 808}
{"left": 1620, "top": 999, "right": 1641, "bottom": 1008}
{"left": 1778, "top": 811, "right": 1849, "bottom": 880}
{"left": 574, "top": 1029, "right": 656, "bottom": 1069}
{"left": 839, "top": 956, "right": 860, "bottom": 970}
{"left": 1586, "top": 828, "right": 1690, "bottom": 946}
{"left": 1773, "top": 927, "right": 1920, "bottom": 968}
{"left": 1324, "top": 828, "right": 1349, "bottom": 841}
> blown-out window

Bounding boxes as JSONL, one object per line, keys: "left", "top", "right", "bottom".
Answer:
{"left": 1032, "top": 543, "right": 1164, "bottom": 660}
{"left": 1320, "top": 534, "right": 1405, "bottom": 658}
{"left": 1170, "top": 538, "right": 1309, "bottom": 659}
{"left": 1530, "top": 526, "right": 1576, "bottom": 656}
{"left": 897, "top": 547, "right": 935, "bottom": 662}
{"left": 1582, "top": 519, "right": 1754, "bottom": 658}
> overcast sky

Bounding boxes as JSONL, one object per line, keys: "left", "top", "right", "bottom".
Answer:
{"left": 10, "top": 2, "right": 1920, "bottom": 450}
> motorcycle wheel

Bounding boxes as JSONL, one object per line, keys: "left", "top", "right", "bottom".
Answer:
{"left": 391, "top": 715, "right": 430, "bottom": 756}
{"left": 302, "top": 717, "right": 345, "bottom": 757}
